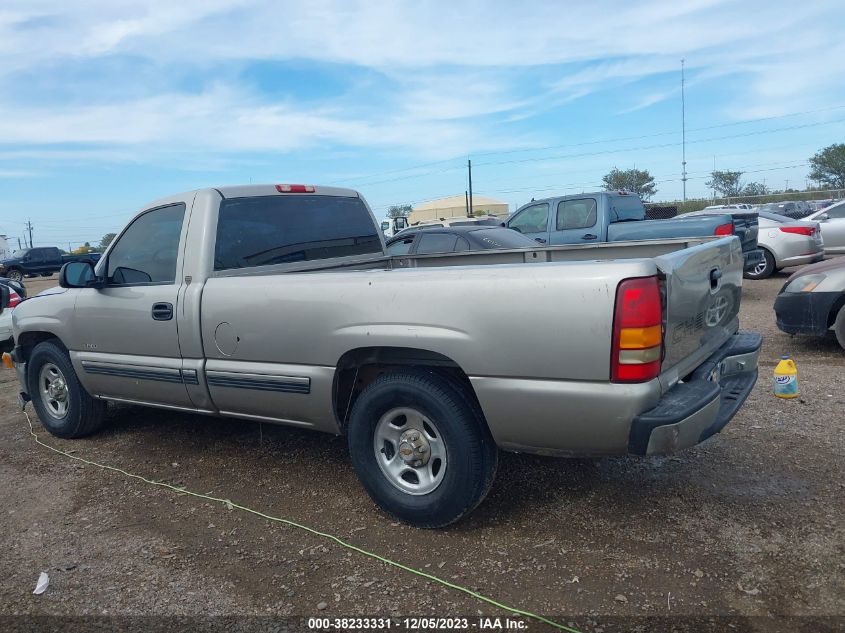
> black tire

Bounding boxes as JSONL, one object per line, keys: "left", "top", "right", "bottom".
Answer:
{"left": 834, "top": 304, "right": 845, "bottom": 352}
{"left": 5, "top": 268, "right": 23, "bottom": 283}
{"left": 40, "top": 272, "right": 52, "bottom": 277}
{"left": 347, "top": 370, "right": 497, "bottom": 528}
{"left": 28, "top": 340, "right": 105, "bottom": 438}
{"left": 744, "top": 249, "right": 775, "bottom": 279}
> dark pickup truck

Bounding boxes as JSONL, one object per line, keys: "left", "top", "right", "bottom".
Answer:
{"left": 0, "top": 247, "right": 101, "bottom": 282}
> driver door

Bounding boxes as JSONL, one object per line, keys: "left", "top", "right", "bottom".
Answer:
{"left": 71, "top": 200, "right": 194, "bottom": 407}
{"left": 506, "top": 202, "right": 550, "bottom": 243}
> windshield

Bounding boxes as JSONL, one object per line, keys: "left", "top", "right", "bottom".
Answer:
{"left": 11, "top": 249, "right": 30, "bottom": 258}
{"left": 759, "top": 212, "right": 789, "bottom": 223}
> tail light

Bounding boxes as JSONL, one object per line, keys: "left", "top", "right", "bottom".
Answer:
{"left": 611, "top": 276, "right": 663, "bottom": 383}
{"left": 714, "top": 222, "right": 734, "bottom": 236}
{"left": 275, "top": 184, "right": 315, "bottom": 193}
{"left": 779, "top": 226, "right": 815, "bottom": 236}
{"left": 7, "top": 289, "right": 21, "bottom": 308}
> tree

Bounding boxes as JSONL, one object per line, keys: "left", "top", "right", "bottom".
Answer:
{"left": 386, "top": 204, "right": 412, "bottom": 218}
{"left": 601, "top": 167, "right": 657, "bottom": 200}
{"left": 100, "top": 232, "right": 117, "bottom": 250}
{"left": 808, "top": 143, "right": 845, "bottom": 189}
{"left": 741, "top": 182, "right": 769, "bottom": 197}
{"left": 706, "top": 170, "right": 744, "bottom": 197}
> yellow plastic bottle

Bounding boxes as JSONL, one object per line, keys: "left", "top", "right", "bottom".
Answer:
{"left": 773, "top": 355, "right": 798, "bottom": 399}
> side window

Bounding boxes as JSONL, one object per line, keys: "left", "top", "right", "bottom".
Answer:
{"left": 395, "top": 217, "right": 408, "bottom": 230}
{"left": 386, "top": 236, "right": 416, "bottom": 255}
{"left": 29, "top": 249, "right": 45, "bottom": 262}
{"left": 557, "top": 198, "right": 597, "bottom": 230}
{"left": 454, "top": 236, "right": 470, "bottom": 252}
{"left": 509, "top": 203, "right": 549, "bottom": 234}
{"left": 381, "top": 221, "right": 390, "bottom": 232}
{"left": 416, "top": 233, "right": 458, "bottom": 254}
{"left": 107, "top": 203, "right": 186, "bottom": 285}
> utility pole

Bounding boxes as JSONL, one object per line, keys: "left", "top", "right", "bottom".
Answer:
{"left": 681, "top": 59, "right": 687, "bottom": 202}
{"left": 465, "top": 191, "right": 470, "bottom": 217}
{"left": 17, "top": 237, "right": 22, "bottom": 249}
{"left": 467, "top": 159, "right": 474, "bottom": 217}
{"left": 26, "top": 219, "right": 33, "bottom": 248}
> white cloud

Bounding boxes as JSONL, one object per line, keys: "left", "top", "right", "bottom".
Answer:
{"left": 0, "top": 0, "right": 842, "bottom": 162}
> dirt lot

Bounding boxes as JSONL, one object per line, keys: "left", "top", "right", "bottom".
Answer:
{"left": 1, "top": 271, "right": 843, "bottom": 632}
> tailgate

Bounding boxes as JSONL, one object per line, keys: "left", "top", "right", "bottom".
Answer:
{"left": 654, "top": 236, "right": 743, "bottom": 383}
{"left": 731, "top": 211, "right": 759, "bottom": 252}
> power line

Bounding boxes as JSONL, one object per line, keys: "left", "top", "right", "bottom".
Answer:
{"left": 330, "top": 104, "right": 845, "bottom": 187}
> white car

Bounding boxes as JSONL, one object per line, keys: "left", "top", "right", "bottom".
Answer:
{"left": 0, "top": 284, "right": 22, "bottom": 351}
{"left": 745, "top": 212, "right": 824, "bottom": 279}
{"left": 803, "top": 200, "right": 845, "bottom": 255}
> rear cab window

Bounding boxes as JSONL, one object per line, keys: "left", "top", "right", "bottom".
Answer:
{"left": 608, "top": 195, "right": 646, "bottom": 222}
{"left": 214, "top": 195, "right": 382, "bottom": 270}
{"left": 556, "top": 198, "right": 597, "bottom": 230}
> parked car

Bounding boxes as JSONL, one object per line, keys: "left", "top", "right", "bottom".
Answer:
{"left": 0, "top": 276, "right": 27, "bottom": 299}
{"left": 802, "top": 200, "right": 845, "bottom": 254}
{"left": 0, "top": 283, "right": 22, "bottom": 352}
{"left": 400, "top": 216, "right": 502, "bottom": 233}
{"left": 0, "top": 247, "right": 102, "bottom": 282}
{"left": 506, "top": 191, "right": 762, "bottom": 271}
{"left": 386, "top": 225, "right": 537, "bottom": 255}
{"left": 757, "top": 202, "right": 806, "bottom": 220}
{"left": 703, "top": 203, "right": 755, "bottom": 210}
{"left": 744, "top": 212, "right": 824, "bottom": 279}
{"left": 379, "top": 215, "right": 409, "bottom": 238}
{"left": 8, "top": 183, "right": 761, "bottom": 527}
{"left": 774, "top": 257, "right": 845, "bottom": 350}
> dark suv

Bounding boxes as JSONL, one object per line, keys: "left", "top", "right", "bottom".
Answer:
{"left": 0, "top": 247, "right": 101, "bottom": 282}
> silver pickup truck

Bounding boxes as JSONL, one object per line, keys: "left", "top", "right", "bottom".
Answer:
{"left": 6, "top": 184, "right": 762, "bottom": 527}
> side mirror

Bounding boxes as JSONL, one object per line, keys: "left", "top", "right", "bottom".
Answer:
{"left": 0, "top": 284, "right": 8, "bottom": 314}
{"left": 59, "top": 261, "right": 99, "bottom": 288}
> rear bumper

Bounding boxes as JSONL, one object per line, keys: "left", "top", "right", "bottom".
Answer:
{"left": 774, "top": 291, "right": 841, "bottom": 336}
{"left": 743, "top": 249, "right": 764, "bottom": 271}
{"left": 628, "top": 331, "right": 762, "bottom": 455}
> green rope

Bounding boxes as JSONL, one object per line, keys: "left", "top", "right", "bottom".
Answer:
{"left": 23, "top": 411, "right": 580, "bottom": 633}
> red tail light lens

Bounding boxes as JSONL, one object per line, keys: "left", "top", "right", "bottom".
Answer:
{"left": 7, "top": 289, "right": 21, "bottom": 308}
{"left": 779, "top": 226, "right": 815, "bottom": 236}
{"left": 275, "top": 184, "right": 315, "bottom": 193}
{"left": 611, "top": 276, "right": 663, "bottom": 383}
{"left": 714, "top": 222, "right": 734, "bottom": 236}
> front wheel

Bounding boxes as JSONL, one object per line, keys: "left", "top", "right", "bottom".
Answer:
{"left": 5, "top": 268, "right": 22, "bottom": 283}
{"left": 28, "top": 340, "right": 105, "bottom": 438}
{"left": 347, "top": 370, "right": 497, "bottom": 528}
{"left": 744, "top": 249, "right": 775, "bottom": 279}
{"left": 834, "top": 305, "right": 845, "bottom": 351}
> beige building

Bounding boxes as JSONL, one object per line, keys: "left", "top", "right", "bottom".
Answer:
{"left": 410, "top": 195, "right": 509, "bottom": 224}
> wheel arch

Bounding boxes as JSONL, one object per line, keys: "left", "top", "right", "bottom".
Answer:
{"left": 827, "top": 292, "right": 845, "bottom": 329}
{"left": 332, "top": 346, "right": 483, "bottom": 433}
{"left": 16, "top": 330, "right": 65, "bottom": 360}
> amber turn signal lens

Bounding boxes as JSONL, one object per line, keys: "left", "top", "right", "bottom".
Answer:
{"left": 1, "top": 352, "right": 13, "bottom": 369}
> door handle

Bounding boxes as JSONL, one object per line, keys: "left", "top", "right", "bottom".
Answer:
{"left": 581, "top": 233, "right": 598, "bottom": 240}
{"left": 534, "top": 237, "right": 547, "bottom": 244}
{"left": 151, "top": 302, "right": 173, "bottom": 321}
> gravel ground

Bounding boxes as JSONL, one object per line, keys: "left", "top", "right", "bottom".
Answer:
{"left": 0, "top": 270, "right": 842, "bottom": 633}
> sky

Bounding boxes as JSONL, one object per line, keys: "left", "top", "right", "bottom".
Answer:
{"left": 1, "top": 0, "right": 844, "bottom": 250}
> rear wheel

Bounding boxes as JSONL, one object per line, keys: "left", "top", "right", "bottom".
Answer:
{"left": 28, "top": 340, "right": 105, "bottom": 438}
{"left": 347, "top": 370, "right": 497, "bottom": 528}
{"left": 744, "top": 249, "right": 775, "bottom": 279}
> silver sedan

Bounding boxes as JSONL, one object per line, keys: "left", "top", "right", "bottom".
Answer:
{"left": 745, "top": 212, "right": 824, "bottom": 279}
{"left": 802, "top": 200, "right": 845, "bottom": 255}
